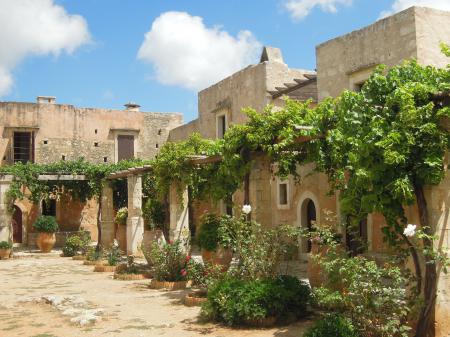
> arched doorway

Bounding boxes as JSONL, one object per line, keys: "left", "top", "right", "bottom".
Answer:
{"left": 12, "top": 205, "right": 22, "bottom": 244}
{"left": 298, "top": 192, "right": 320, "bottom": 255}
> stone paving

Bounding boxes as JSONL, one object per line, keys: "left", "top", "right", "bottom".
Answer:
{"left": 0, "top": 254, "right": 312, "bottom": 337}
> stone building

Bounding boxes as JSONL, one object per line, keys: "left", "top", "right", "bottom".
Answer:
{"left": 0, "top": 97, "right": 182, "bottom": 246}
{"left": 168, "top": 6, "right": 450, "bottom": 335}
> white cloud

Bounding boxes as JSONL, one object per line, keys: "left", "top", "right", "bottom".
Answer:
{"left": 0, "top": 0, "right": 91, "bottom": 96}
{"left": 381, "top": 0, "right": 450, "bottom": 18}
{"left": 137, "top": 11, "right": 261, "bottom": 91}
{"left": 284, "top": 0, "right": 353, "bottom": 21}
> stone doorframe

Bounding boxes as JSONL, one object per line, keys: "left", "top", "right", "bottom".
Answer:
{"left": 297, "top": 190, "right": 321, "bottom": 259}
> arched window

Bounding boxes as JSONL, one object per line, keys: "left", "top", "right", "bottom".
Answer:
{"left": 306, "top": 200, "right": 316, "bottom": 253}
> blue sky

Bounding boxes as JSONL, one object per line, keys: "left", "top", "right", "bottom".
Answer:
{"left": 1, "top": 0, "right": 448, "bottom": 122}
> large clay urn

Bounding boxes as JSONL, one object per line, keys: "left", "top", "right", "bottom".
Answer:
{"left": 142, "top": 229, "right": 166, "bottom": 265}
{"left": 0, "top": 248, "right": 11, "bottom": 259}
{"left": 201, "top": 246, "right": 232, "bottom": 271}
{"left": 36, "top": 232, "right": 56, "bottom": 253}
{"left": 307, "top": 240, "right": 328, "bottom": 288}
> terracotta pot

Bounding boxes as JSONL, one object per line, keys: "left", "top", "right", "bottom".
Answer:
{"left": 150, "top": 280, "right": 187, "bottom": 290}
{"left": 142, "top": 229, "right": 166, "bottom": 266}
{"left": 184, "top": 290, "right": 208, "bottom": 307}
{"left": 201, "top": 246, "right": 232, "bottom": 271}
{"left": 36, "top": 232, "right": 56, "bottom": 253}
{"left": 0, "top": 248, "right": 11, "bottom": 260}
{"left": 116, "top": 225, "right": 127, "bottom": 252}
{"left": 94, "top": 265, "right": 117, "bottom": 272}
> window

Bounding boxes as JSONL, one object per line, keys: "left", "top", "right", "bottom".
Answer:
{"left": 216, "top": 114, "right": 227, "bottom": 139}
{"left": 354, "top": 81, "right": 365, "bottom": 92}
{"left": 42, "top": 199, "right": 56, "bottom": 216}
{"left": 117, "top": 135, "right": 134, "bottom": 161}
{"left": 277, "top": 180, "right": 290, "bottom": 209}
{"left": 13, "top": 131, "right": 34, "bottom": 163}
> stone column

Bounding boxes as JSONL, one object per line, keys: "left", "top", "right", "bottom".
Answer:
{"left": 249, "top": 153, "right": 273, "bottom": 227}
{"left": 126, "top": 174, "right": 144, "bottom": 255}
{"left": 169, "top": 183, "right": 190, "bottom": 250}
{"left": 0, "top": 175, "right": 13, "bottom": 243}
{"left": 100, "top": 183, "right": 115, "bottom": 247}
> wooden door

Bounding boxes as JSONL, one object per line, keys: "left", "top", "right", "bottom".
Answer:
{"left": 12, "top": 205, "right": 22, "bottom": 243}
{"left": 117, "top": 135, "right": 134, "bottom": 161}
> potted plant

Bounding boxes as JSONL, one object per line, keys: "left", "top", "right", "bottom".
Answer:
{"left": 142, "top": 198, "right": 166, "bottom": 265}
{"left": 115, "top": 207, "right": 127, "bottom": 251}
{"left": 149, "top": 240, "right": 189, "bottom": 290}
{"left": 33, "top": 216, "right": 59, "bottom": 253}
{"left": 0, "top": 241, "right": 12, "bottom": 259}
{"left": 197, "top": 213, "right": 232, "bottom": 271}
{"left": 94, "top": 241, "right": 122, "bottom": 272}
{"left": 114, "top": 255, "right": 151, "bottom": 280}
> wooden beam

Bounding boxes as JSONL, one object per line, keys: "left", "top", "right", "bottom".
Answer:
{"left": 38, "top": 174, "right": 86, "bottom": 181}
{"left": 189, "top": 154, "right": 223, "bottom": 165}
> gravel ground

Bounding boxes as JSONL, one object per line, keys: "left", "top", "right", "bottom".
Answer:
{"left": 0, "top": 255, "right": 312, "bottom": 337}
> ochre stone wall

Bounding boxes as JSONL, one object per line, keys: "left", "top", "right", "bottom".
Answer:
{"left": 0, "top": 101, "right": 182, "bottom": 165}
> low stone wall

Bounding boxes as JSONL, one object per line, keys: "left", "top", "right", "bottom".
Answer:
{"left": 27, "top": 231, "right": 91, "bottom": 248}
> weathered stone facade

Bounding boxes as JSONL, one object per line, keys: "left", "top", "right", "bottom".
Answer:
{"left": 0, "top": 98, "right": 182, "bottom": 246}
{"left": 168, "top": 6, "right": 450, "bottom": 336}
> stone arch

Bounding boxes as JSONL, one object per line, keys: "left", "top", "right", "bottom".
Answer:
{"left": 297, "top": 191, "right": 321, "bottom": 255}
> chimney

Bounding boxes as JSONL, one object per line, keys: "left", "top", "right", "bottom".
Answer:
{"left": 124, "top": 102, "right": 141, "bottom": 112}
{"left": 37, "top": 96, "right": 56, "bottom": 104}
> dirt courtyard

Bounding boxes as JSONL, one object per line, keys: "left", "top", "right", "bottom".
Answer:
{"left": 0, "top": 255, "right": 312, "bottom": 337}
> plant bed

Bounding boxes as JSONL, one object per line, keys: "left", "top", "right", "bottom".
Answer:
{"left": 83, "top": 259, "right": 106, "bottom": 266}
{"left": 184, "top": 289, "right": 208, "bottom": 307}
{"left": 150, "top": 279, "right": 187, "bottom": 290}
{"left": 202, "top": 275, "right": 310, "bottom": 327}
{"left": 72, "top": 255, "right": 86, "bottom": 261}
{"left": 94, "top": 265, "right": 117, "bottom": 272}
{"left": 114, "top": 272, "right": 151, "bottom": 280}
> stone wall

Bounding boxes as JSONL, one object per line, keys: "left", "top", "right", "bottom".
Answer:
{"left": 0, "top": 101, "right": 183, "bottom": 164}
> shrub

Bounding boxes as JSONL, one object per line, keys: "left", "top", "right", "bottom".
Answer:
{"left": 304, "top": 314, "right": 360, "bottom": 337}
{"left": 86, "top": 246, "right": 103, "bottom": 261}
{"left": 197, "top": 213, "right": 223, "bottom": 251}
{"left": 312, "top": 228, "right": 411, "bottom": 337}
{"left": 187, "top": 259, "right": 225, "bottom": 289}
{"left": 115, "top": 207, "right": 128, "bottom": 226}
{"left": 105, "top": 242, "right": 122, "bottom": 266}
{"left": 218, "top": 215, "right": 300, "bottom": 280}
{"left": 33, "top": 216, "right": 59, "bottom": 233}
{"left": 202, "top": 275, "right": 310, "bottom": 326}
{"left": 0, "top": 241, "right": 12, "bottom": 249}
{"left": 143, "top": 198, "right": 165, "bottom": 230}
{"left": 62, "top": 231, "right": 91, "bottom": 257}
{"left": 150, "top": 240, "right": 189, "bottom": 282}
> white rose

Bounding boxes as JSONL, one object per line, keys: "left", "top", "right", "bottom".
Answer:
{"left": 242, "top": 204, "right": 252, "bottom": 215}
{"left": 403, "top": 224, "right": 416, "bottom": 237}
{"left": 113, "top": 239, "right": 119, "bottom": 247}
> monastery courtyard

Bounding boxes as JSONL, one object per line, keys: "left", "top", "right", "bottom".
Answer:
{"left": 0, "top": 255, "right": 311, "bottom": 337}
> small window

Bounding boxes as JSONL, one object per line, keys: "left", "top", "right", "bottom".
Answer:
{"left": 354, "top": 81, "right": 365, "bottom": 92}
{"left": 94, "top": 142, "right": 99, "bottom": 147}
{"left": 103, "top": 157, "right": 108, "bottom": 162}
{"left": 217, "top": 114, "right": 227, "bottom": 139}
{"left": 155, "top": 143, "right": 159, "bottom": 149}
{"left": 158, "top": 129, "right": 162, "bottom": 136}
{"left": 278, "top": 182, "right": 288, "bottom": 206}
{"left": 95, "top": 129, "right": 98, "bottom": 134}
{"left": 42, "top": 199, "right": 56, "bottom": 216}
{"left": 43, "top": 140, "right": 48, "bottom": 145}
{"left": 62, "top": 155, "right": 66, "bottom": 161}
